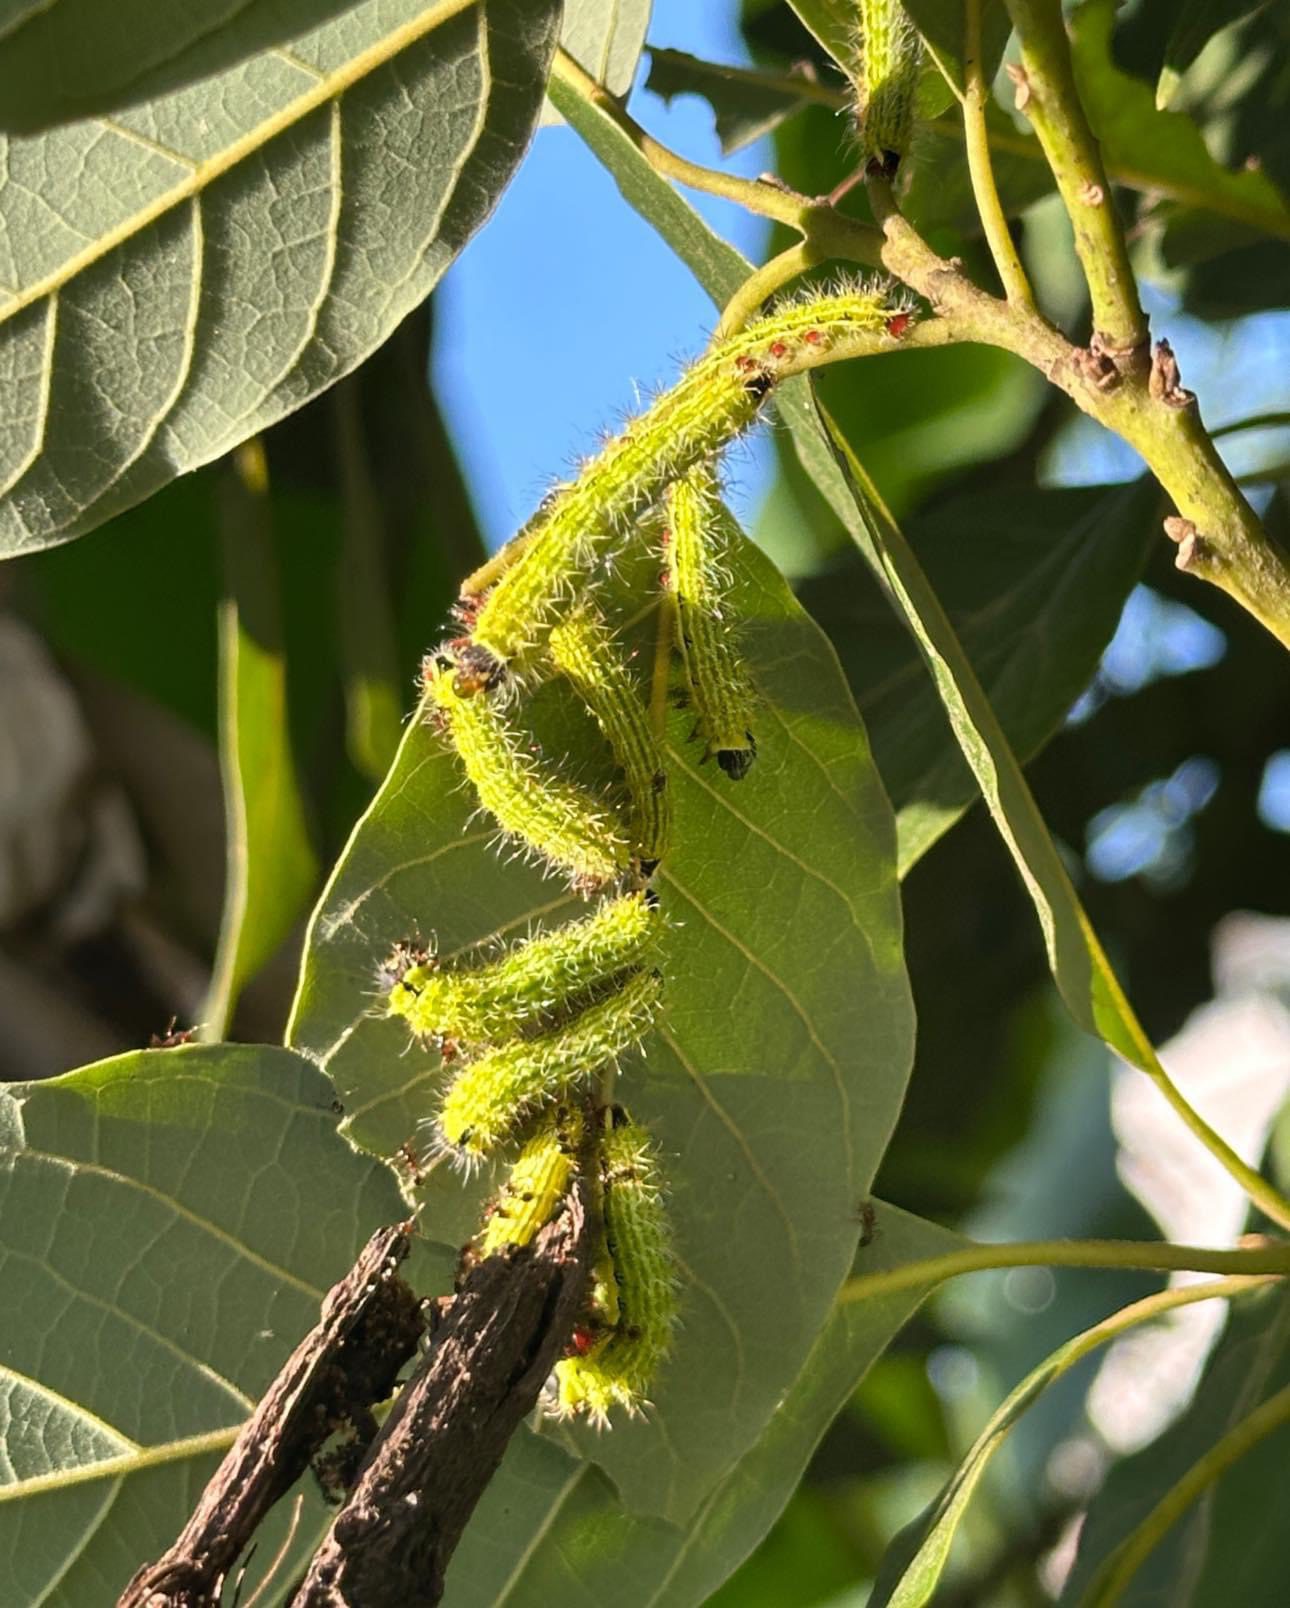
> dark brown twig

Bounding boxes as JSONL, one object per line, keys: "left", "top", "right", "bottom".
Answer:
{"left": 118, "top": 1223, "right": 425, "bottom": 1608}
{"left": 291, "top": 1181, "right": 592, "bottom": 1607}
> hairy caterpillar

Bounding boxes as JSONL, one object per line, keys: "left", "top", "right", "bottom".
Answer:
{"left": 466, "top": 284, "right": 909, "bottom": 674}
{"left": 384, "top": 891, "right": 659, "bottom": 1047}
{"left": 424, "top": 652, "right": 630, "bottom": 892}
{"left": 851, "top": 0, "right": 923, "bottom": 171}
{"left": 666, "top": 472, "right": 758, "bottom": 780}
{"left": 551, "top": 1113, "right": 678, "bottom": 1424}
{"left": 549, "top": 609, "right": 671, "bottom": 869}
{"left": 435, "top": 968, "right": 663, "bottom": 1163}
{"left": 476, "top": 1107, "right": 582, "bottom": 1256}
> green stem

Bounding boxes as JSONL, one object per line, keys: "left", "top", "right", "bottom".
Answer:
{"left": 1079, "top": 1374, "right": 1290, "bottom": 1606}
{"left": 1213, "top": 410, "right": 1290, "bottom": 438}
{"left": 963, "top": 0, "right": 1035, "bottom": 309}
{"left": 662, "top": 55, "right": 1290, "bottom": 242}
{"left": 714, "top": 240, "right": 821, "bottom": 339}
{"left": 838, "top": 1237, "right": 1290, "bottom": 1308}
{"left": 863, "top": 177, "right": 1290, "bottom": 654}
{"left": 1003, "top": 0, "right": 1146, "bottom": 354}
{"left": 548, "top": 47, "right": 885, "bottom": 266}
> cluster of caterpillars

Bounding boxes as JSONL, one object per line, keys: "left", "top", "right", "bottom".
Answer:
{"left": 379, "top": 282, "right": 915, "bottom": 1422}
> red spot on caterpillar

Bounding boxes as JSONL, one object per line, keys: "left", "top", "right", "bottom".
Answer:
{"left": 768, "top": 340, "right": 789, "bottom": 358}
{"left": 659, "top": 569, "right": 671, "bottom": 590}
{"left": 803, "top": 329, "right": 823, "bottom": 345}
{"left": 885, "top": 313, "right": 912, "bottom": 338}
{"left": 733, "top": 353, "right": 758, "bottom": 373}
{"left": 568, "top": 1326, "right": 597, "bottom": 1357}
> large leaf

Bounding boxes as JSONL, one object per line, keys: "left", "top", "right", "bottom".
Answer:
{"left": 437, "top": 1203, "right": 964, "bottom": 1608}
{"left": 799, "top": 478, "right": 1161, "bottom": 873}
{"left": 1062, "top": 1286, "right": 1290, "bottom": 1606}
{"left": 0, "top": 0, "right": 362, "bottom": 132}
{"left": 287, "top": 532, "right": 916, "bottom": 1525}
{"left": 0, "top": 1043, "right": 419, "bottom": 1604}
{"left": 0, "top": 0, "right": 561, "bottom": 556}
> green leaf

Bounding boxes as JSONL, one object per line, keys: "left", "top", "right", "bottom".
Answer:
{"left": 1068, "top": 0, "right": 1290, "bottom": 252}
{"left": 646, "top": 48, "right": 824, "bottom": 154}
{"left": 331, "top": 381, "right": 406, "bottom": 784}
{"left": 1062, "top": 1288, "right": 1290, "bottom": 1607}
{"left": 902, "top": 0, "right": 1012, "bottom": 96}
{"left": 798, "top": 479, "right": 1161, "bottom": 873}
{"left": 287, "top": 531, "right": 916, "bottom": 1526}
{"left": 437, "top": 1203, "right": 964, "bottom": 1607}
{"left": 0, "top": 1042, "right": 417, "bottom": 1605}
{"left": 1157, "top": 0, "right": 1270, "bottom": 109}
{"left": 0, "top": 0, "right": 561, "bottom": 557}
{"left": 0, "top": 0, "right": 364, "bottom": 133}
{"left": 556, "top": 0, "right": 653, "bottom": 95}
{"left": 787, "top": 1, "right": 857, "bottom": 74}
{"left": 791, "top": 406, "right": 1166, "bottom": 1068}
{"left": 902, "top": 108, "right": 1054, "bottom": 237}
{"left": 204, "top": 448, "right": 320, "bottom": 1040}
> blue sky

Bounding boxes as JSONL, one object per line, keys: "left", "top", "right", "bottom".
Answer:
{"left": 431, "top": 0, "right": 774, "bottom": 551}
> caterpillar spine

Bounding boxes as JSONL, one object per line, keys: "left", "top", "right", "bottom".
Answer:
{"left": 549, "top": 608, "right": 671, "bottom": 868}
{"left": 435, "top": 968, "right": 663, "bottom": 1163}
{"left": 384, "top": 891, "right": 659, "bottom": 1047}
{"left": 852, "top": 0, "right": 923, "bottom": 171}
{"left": 466, "top": 285, "right": 908, "bottom": 674}
{"left": 424, "top": 652, "right": 630, "bottom": 893}
{"left": 666, "top": 472, "right": 758, "bottom": 780}
{"left": 552, "top": 1114, "right": 678, "bottom": 1424}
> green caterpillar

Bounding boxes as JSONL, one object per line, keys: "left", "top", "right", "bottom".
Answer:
{"left": 549, "top": 608, "right": 671, "bottom": 869}
{"left": 435, "top": 969, "right": 663, "bottom": 1164}
{"left": 384, "top": 891, "right": 659, "bottom": 1048}
{"left": 466, "top": 285, "right": 907, "bottom": 675}
{"left": 476, "top": 1108, "right": 582, "bottom": 1256}
{"left": 666, "top": 471, "right": 759, "bottom": 780}
{"left": 424, "top": 651, "right": 630, "bottom": 893}
{"left": 851, "top": 0, "right": 923, "bottom": 170}
{"left": 551, "top": 1113, "right": 678, "bottom": 1424}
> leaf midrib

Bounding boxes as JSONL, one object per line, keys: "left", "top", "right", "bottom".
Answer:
{"left": 0, "top": 0, "right": 480, "bottom": 326}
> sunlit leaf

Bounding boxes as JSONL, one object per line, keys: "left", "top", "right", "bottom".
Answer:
{"left": 287, "top": 530, "right": 915, "bottom": 1524}
{"left": 0, "top": 0, "right": 561, "bottom": 556}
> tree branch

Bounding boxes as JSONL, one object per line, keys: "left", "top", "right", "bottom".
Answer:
{"left": 1003, "top": 0, "right": 1146, "bottom": 356}
{"left": 291, "top": 1182, "right": 592, "bottom": 1607}
{"left": 118, "top": 1224, "right": 425, "bottom": 1608}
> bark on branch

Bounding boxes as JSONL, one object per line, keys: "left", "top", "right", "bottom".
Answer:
{"left": 291, "top": 1181, "right": 591, "bottom": 1606}
{"left": 118, "top": 1223, "right": 425, "bottom": 1608}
